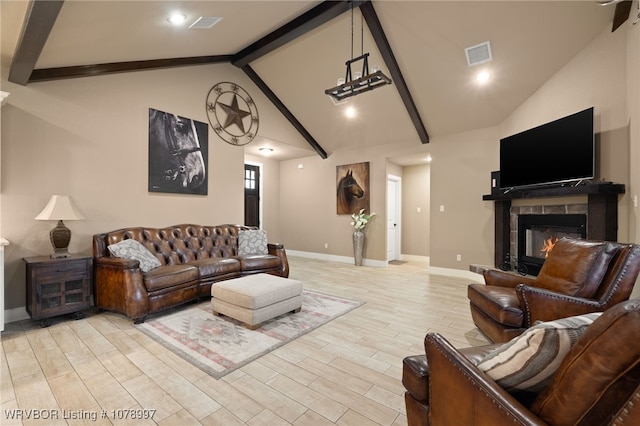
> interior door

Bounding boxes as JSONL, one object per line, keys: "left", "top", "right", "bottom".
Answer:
{"left": 387, "top": 177, "right": 400, "bottom": 261}
{"left": 244, "top": 164, "right": 260, "bottom": 227}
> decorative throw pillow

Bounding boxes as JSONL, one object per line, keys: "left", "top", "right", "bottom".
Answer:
{"left": 238, "top": 229, "right": 268, "bottom": 255}
{"left": 108, "top": 239, "right": 161, "bottom": 273}
{"left": 475, "top": 312, "right": 601, "bottom": 393}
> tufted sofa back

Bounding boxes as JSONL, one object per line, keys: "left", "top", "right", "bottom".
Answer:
{"left": 93, "top": 224, "right": 257, "bottom": 266}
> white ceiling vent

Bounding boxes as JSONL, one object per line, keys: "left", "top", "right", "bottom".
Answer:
{"left": 465, "top": 41, "right": 492, "bottom": 67}
{"left": 189, "top": 17, "right": 223, "bottom": 29}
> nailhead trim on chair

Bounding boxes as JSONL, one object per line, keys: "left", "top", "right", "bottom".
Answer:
{"left": 426, "top": 334, "right": 527, "bottom": 425}
{"left": 612, "top": 387, "right": 640, "bottom": 425}
{"left": 519, "top": 246, "right": 640, "bottom": 327}
{"left": 518, "top": 284, "right": 597, "bottom": 327}
{"left": 600, "top": 248, "right": 639, "bottom": 306}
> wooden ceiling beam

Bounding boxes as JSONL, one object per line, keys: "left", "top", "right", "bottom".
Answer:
{"left": 611, "top": 0, "right": 632, "bottom": 32}
{"left": 242, "top": 65, "right": 328, "bottom": 159}
{"left": 232, "top": 1, "right": 369, "bottom": 158}
{"left": 360, "top": 1, "right": 430, "bottom": 143}
{"left": 29, "top": 56, "right": 233, "bottom": 82}
{"left": 232, "top": 1, "right": 365, "bottom": 68}
{"left": 9, "top": 0, "right": 65, "bottom": 85}
{"left": 10, "top": 0, "right": 425, "bottom": 158}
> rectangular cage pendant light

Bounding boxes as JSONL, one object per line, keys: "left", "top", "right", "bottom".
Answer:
{"left": 325, "top": 53, "right": 392, "bottom": 102}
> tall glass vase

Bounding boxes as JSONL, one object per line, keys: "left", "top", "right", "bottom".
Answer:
{"left": 353, "top": 230, "right": 364, "bottom": 266}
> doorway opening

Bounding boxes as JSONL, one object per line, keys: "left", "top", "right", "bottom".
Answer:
{"left": 387, "top": 175, "right": 401, "bottom": 262}
{"left": 244, "top": 162, "right": 262, "bottom": 228}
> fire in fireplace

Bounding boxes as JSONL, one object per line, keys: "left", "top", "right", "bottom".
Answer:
{"left": 517, "top": 214, "right": 587, "bottom": 276}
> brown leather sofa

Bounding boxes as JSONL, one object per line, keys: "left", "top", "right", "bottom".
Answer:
{"left": 468, "top": 237, "right": 640, "bottom": 343}
{"left": 93, "top": 224, "right": 289, "bottom": 323}
{"left": 403, "top": 299, "right": 640, "bottom": 426}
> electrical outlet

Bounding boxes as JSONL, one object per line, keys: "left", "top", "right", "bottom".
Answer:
{"left": 440, "top": 205, "right": 445, "bottom": 212}
{"left": 634, "top": 195, "right": 638, "bottom": 208}
{"left": 417, "top": 207, "right": 421, "bottom": 213}
{"left": 456, "top": 254, "right": 462, "bottom": 262}
{"left": 324, "top": 243, "right": 329, "bottom": 249}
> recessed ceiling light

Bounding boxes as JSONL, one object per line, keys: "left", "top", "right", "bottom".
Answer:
{"left": 168, "top": 13, "right": 187, "bottom": 25}
{"left": 345, "top": 106, "right": 356, "bottom": 118}
{"left": 476, "top": 71, "right": 490, "bottom": 84}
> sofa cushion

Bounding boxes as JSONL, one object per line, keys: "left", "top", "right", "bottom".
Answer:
{"left": 108, "top": 239, "right": 161, "bottom": 272}
{"left": 476, "top": 312, "right": 601, "bottom": 393}
{"left": 238, "top": 254, "right": 282, "bottom": 272}
{"left": 190, "top": 257, "right": 241, "bottom": 278}
{"left": 238, "top": 229, "right": 268, "bottom": 255}
{"left": 143, "top": 264, "right": 199, "bottom": 292}
{"left": 531, "top": 300, "right": 640, "bottom": 425}
{"left": 467, "top": 284, "right": 523, "bottom": 327}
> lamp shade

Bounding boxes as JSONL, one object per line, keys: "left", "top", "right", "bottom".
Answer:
{"left": 35, "top": 195, "right": 85, "bottom": 221}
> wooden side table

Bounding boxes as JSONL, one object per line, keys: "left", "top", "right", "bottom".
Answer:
{"left": 24, "top": 254, "right": 93, "bottom": 327}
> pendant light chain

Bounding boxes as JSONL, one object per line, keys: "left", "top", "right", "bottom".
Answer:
{"left": 360, "top": 9, "right": 364, "bottom": 57}
{"left": 324, "top": 1, "right": 392, "bottom": 101}
{"left": 350, "top": 6, "right": 354, "bottom": 61}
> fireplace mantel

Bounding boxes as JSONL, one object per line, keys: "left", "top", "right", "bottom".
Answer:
{"left": 483, "top": 182, "right": 625, "bottom": 202}
{"left": 483, "top": 182, "right": 625, "bottom": 268}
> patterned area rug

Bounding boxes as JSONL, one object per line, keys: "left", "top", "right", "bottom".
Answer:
{"left": 136, "top": 290, "right": 362, "bottom": 379}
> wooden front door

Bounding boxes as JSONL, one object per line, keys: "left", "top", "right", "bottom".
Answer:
{"left": 244, "top": 164, "right": 260, "bottom": 227}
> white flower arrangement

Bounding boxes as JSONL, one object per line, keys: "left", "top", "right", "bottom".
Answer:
{"left": 351, "top": 209, "right": 376, "bottom": 231}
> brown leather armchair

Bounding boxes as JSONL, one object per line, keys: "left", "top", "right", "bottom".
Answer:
{"left": 468, "top": 237, "right": 640, "bottom": 343}
{"left": 403, "top": 299, "right": 640, "bottom": 426}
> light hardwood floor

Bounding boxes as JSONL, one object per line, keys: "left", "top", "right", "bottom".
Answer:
{"left": 1, "top": 257, "right": 489, "bottom": 425}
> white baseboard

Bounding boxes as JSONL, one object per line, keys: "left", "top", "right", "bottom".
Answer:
{"left": 287, "top": 250, "right": 388, "bottom": 267}
{"left": 429, "top": 266, "right": 484, "bottom": 283}
{"left": 399, "top": 254, "right": 430, "bottom": 263}
{"left": 288, "top": 251, "right": 435, "bottom": 269}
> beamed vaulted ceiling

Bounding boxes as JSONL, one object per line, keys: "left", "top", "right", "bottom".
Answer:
{"left": 0, "top": 1, "right": 623, "bottom": 163}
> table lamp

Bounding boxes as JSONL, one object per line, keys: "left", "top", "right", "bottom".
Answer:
{"left": 35, "top": 195, "right": 85, "bottom": 258}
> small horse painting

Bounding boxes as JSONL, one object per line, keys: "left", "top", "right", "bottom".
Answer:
{"left": 336, "top": 162, "right": 370, "bottom": 215}
{"left": 148, "top": 108, "right": 208, "bottom": 195}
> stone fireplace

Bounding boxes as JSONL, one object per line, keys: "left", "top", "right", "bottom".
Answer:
{"left": 483, "top": 182, "right": 625, "bottom": 275}
{"left": 511, "top": 205, "right": 587, "bottom": 275}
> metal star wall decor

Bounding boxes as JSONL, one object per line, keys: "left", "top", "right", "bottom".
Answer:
{"left": 206, "top": 82, "right": 259, "bottom": 146}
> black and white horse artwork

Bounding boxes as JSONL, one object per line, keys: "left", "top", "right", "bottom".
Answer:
{"left": 148, "top": 108, "right": 208, "bottom": 195}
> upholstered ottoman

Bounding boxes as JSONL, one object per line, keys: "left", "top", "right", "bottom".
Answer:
{"left": 211, "top": 273, "right": 303, "bottom": 329}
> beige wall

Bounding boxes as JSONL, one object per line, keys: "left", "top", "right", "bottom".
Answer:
{"left": 428, "top": 126, "right": 499, "bottom": 269}
{"left": 277, "top": 141, "right": 433, "bottom": 262}
{"left": 0, "top": 63, "right": 290, "bottom": 309}
{"left": 387, "top": 162, "right": 402, "bottom": 180}
{"left": 628, "top": 8, "right": 640, "bottom": 245}
{"left": 401, "top": 164, "right": 430, "bottom": 257}
{"left": 1, "top": 14, "right": 637, "bottom": 312}
{"left": 278, "top": 149, "right": 385, "bottom": 261}
{"left": 426, "top": 23, "right": 634, "bottom": 271}
{"left": 626, "top": 15, "right": 639, "bottom": 297}
{"left": 500, "top": 25, "right": 632, "bottom": 242}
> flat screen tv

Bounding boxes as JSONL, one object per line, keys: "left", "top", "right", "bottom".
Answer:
{"left": 499, "top": 107, "right": 594, "bottom": 190}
